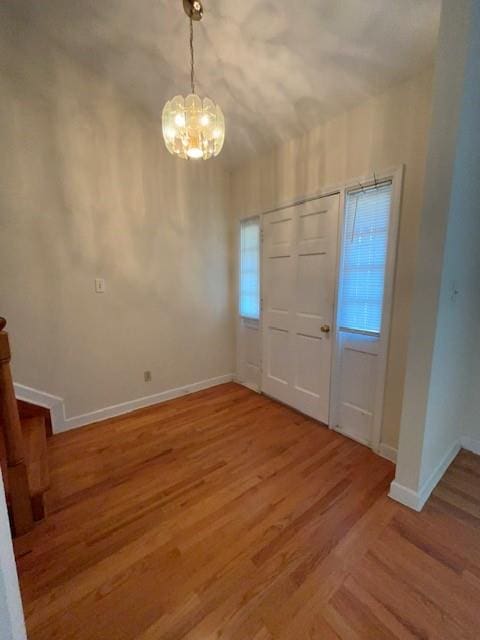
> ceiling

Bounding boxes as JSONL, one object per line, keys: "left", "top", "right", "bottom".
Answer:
{"left": 4, "top": 0, "right": 441, "bottom": 166}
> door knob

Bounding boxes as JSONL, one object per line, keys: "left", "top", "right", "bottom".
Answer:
{"left": 320, "top": 324, "right": 330, "bottom": 333}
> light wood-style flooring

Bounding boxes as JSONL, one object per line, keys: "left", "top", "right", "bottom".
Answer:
{"left": 14, "top": 383, "right": 480, "bottom": 639}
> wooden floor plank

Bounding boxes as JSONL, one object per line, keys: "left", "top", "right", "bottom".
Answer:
{"left": 13, "top": 383, "right": 480, "bottom": 639}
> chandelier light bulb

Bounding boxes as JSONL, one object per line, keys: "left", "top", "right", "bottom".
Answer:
{"left": 174, "top": 113, "right": 186, "bottom": 127}
{"left": 187, "top": 147, "right": 203, "bottom": 159}
{"left": 162, "top": 0, "right": 225, "bottom": 160}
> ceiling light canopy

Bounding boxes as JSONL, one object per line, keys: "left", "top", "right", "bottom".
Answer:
{"left": 162, "top": 0, "right": 225, "bottom": 160}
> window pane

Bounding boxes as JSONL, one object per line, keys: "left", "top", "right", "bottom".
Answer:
{"left": 240, "top": 218, "right": 260, "bottom": 319}
{"left": 338, "top": 183, "right": 392, "bottom": 334}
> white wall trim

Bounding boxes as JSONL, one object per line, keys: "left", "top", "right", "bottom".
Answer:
{"left": 461, "top": 435, "right": 480, "bottom": 455}
{"left": 377, "top": 443, "right": 398, "bottom": 464}
{"left": 389, "top": 439, "right": 461, "bottom": 511}
{"left": 14, "top": 383, "right": 65, "bottom": 432}
{"left": 388, "top": 481, "right": 422, "bottom": 511}
{"left": 15, "top": 374, "right": 234, "bottom": 434}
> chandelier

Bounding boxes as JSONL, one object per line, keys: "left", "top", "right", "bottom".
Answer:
{"left": 162, "top": 0, "right": 225, "bottom": 160}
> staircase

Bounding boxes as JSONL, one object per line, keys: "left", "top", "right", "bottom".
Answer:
{"left": 0, "top": 318, "right": 50, "bottom": 536}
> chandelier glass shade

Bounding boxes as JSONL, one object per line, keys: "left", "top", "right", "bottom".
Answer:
{"left": 162, "top": 0, "right": 225, "bottom": 160}
{"left": 162, "top": 94, "right": 225, "bottom": 160}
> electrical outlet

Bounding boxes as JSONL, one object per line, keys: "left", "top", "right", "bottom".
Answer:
{"left": 144, "top": 371, "right": 152, "bottom": 382}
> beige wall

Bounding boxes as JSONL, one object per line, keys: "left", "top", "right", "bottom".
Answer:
{"left": 395, "top": 0, "right": 480, "bottom": 499}
{"left": 417, "top": 0, "right": 479, "bottom": 488}
{"left": 232, "top": 69, "right": 434, "bottom": 450}
{"left": 0, "top": 16, "right": 234, "bottom": 421}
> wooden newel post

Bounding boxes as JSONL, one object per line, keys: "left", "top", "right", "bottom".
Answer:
{"left": 0, "top": 318, "right": 34, "bottom": 535}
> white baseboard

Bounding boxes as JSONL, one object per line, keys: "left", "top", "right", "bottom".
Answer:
{"left": 461, "top": 435, "right": 480, "bottom": 455}
{"left": 377, "top": 443, "right": 397, "bottom": 464}
{"left": 15, "top": 374, "right": 234, "bottom": 434}
{"left": 14, "top": 383, "right": 65, "bottom": 432}
{"left": 388, "top": 481, "right": 423, "bottom": 511}
{"left": 389, "top": 439, "right": 461, "bottom": 511}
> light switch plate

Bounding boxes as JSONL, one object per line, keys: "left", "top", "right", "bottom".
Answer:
{"left": 95, "top": 278, "right": 106, "bottom": 293}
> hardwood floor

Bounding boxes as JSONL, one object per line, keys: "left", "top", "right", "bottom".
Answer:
{"left": 14, "top": 383, "right": 480, "bottom": 639}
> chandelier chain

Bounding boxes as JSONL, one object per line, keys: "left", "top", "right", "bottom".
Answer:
{"left": 189, "top": 17, "right": 195, "bottom": 94}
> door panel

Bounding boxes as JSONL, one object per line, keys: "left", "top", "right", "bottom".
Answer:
{"left": 268, "top": 259, "right": 291, "bottom": 311}
{"left": 335, "top": 333, "right": 379, "bottom": 445}
{"left": 296, "top": 254, "right": 326, "bottom": 315}
{"left": 268, "top": 329, "right": 290, "bottom": 384}
{"left": 262, "top": 209, "right": 295, "bottom": 403}
{"left": 262, "top": 194, "right": 340, "bottom": 423}
{"left": 294, "top": 334, "right": 323, "bottom": 394}
{"left": 269, "top": 217, "right": 293, "bottom": 258}
{"left": 237, "top": 317, "right": 261, "bottom": 390}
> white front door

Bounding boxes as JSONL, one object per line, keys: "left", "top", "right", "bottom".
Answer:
{"left": 262, "top": 194, "right": 340, "bottom": 423}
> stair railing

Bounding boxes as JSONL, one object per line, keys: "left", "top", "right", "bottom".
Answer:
{"left": 0, "top": 318, "right": 34, "bottom": 535}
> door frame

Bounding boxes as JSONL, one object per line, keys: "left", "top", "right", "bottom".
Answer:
{"left": 235, "top": 215, "right": 262, "bottom": 392}
{"left": 329, "top": 166, "right": 404, "bottom": 453}
{"left": 236, "top": 165, "right": 404, "bottom": 456}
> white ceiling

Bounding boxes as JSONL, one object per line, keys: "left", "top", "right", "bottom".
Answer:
{"left": 4, "top": 0, "right": 441, "bottom": 166}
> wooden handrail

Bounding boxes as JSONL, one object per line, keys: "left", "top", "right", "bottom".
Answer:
{"left": 0, "top": 317, "right": 34, "bottom": 535}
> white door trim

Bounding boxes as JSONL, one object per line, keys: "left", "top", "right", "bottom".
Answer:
{"left": 329, "top": 166, "right": 404, "bottom": 453}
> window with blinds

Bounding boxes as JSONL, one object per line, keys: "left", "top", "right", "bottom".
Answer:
{"left": 338, "top": 182, "right": 392, "bottom": 335}
{"left": 239, "top": 217, "right": 260, "bottom": 320}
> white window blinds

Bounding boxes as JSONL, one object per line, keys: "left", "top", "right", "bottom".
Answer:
{"left": 338, "top": 182, "right": 392, "bottom": 335}
{"left": 239, "top": 217, "right": 260, "bottom": 320}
